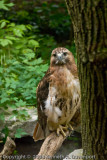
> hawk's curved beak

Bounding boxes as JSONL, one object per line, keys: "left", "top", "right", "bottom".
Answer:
{"left": 57, "top": 53, "right": 62, "bottom": 61}
{"left": 57, "top": 55, "right": 62, "bottom": 61}
{"left": 56, "top": 53, "right": 65, "bottom": 64}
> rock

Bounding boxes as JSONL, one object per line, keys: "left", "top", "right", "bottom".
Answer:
{"left": 63, "top": 149, "right": 83, "bottom": 160}
{"left": 0, "top": 107, "right": 37, "bottom": 138}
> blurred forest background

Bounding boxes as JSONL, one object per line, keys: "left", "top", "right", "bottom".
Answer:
{"left": 0, "top": 0, "right": 76, "bottom": 140}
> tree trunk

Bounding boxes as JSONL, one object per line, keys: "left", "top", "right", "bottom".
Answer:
{"left": 65, "top": 0, "right": 107, "bottom": 160}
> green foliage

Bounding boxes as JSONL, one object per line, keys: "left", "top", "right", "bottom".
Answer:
{"left": 1, "top": 0, "right": 76, "bottom": 61}
{"left": 0, "top": 22, "right": 48, "bottom": 119}
{"left": 13, "top": 150, "right": 18, "bottom": 155}
{"left": 68, "top": 136, "right": 80, "bottom": 141}
{"left": 0, "top": 1, "right": 49, "bottom": 140}
{"left": 15, "top": 128, "right": 27, "bottom": 138}
{"left": 33, "top": 2, "right": 71, "bottom": 40}
{"left": 0, "top": 0, "right": 14, "bottom": 10}
{"left": 1, "top": 1, "right": 71, "bottom": 43}
{"left": 1, "top": 126, "right": 9, "bottom": 143}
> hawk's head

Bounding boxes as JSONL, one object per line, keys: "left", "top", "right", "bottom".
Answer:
{"left": 50, "top": 47, "right": 75, "bottom": 66}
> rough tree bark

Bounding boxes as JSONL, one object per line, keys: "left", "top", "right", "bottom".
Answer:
{"left": 0, "top": 137, "right": 16, "bottom": 160}
{"left": 34, "top": 132, "right": 69, "bottom": 160}
{"left": 65, "top": 0, "right": 107, "bottom": 160}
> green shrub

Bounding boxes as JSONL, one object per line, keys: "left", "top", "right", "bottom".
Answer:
{"left": 0, "top": 1, "right": 49, "bottom": 140}
{"left": 0, "top": 19, "right": 49, "bottom": 120}
{"left": 1, "top": 1, "right": 71, "bottom": 43}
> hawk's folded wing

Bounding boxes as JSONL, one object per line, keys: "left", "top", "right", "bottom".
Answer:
{"left": 33, "top": 68, "right": 51, "bottom": 141}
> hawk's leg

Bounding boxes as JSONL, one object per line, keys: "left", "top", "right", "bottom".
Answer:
{"left": 57, "top": 124, "right": 74, "bottom": 137}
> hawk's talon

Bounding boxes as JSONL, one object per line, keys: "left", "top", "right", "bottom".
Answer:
{"left": 56, "top": 128, "right": 60, "bottom": 137}
{"left": 56, "top": 132, "right": 60, "bottom": 137}
{"left": 68, "top": 124, "right": 74, "bottom": 131}
{"left": 68, "top": 127, "right": 72, "bottom": 131}
{"left": 56, "top": 125, "right": 67, "bottom": 137}
{"left": 59, "top": 125, "right": 67, "bottom": 137}
{"left": 56, "top": 123, "right": 74, "bottom": 137}
{"left": 70, "top": 130, "right": 75, "bottom": 136}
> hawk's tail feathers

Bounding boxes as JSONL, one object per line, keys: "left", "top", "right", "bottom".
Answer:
{"left": 33, "top": 122, "right": 45, "bottom": 142}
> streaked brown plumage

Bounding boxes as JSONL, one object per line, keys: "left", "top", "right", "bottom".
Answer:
{"left": 33, "top": 47, "right": 81, "bottom": 141}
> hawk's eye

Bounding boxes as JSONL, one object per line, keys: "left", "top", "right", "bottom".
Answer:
{"left": 53, "top": 53, "right": 56, "bottom": 57}
{"left": 63, "top": 52, "right": 67, "bottom": 56}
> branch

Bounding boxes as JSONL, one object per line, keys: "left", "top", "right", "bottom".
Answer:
{"left": 0, "top": 137, "right": 16, "bottom": 160}
{"left": 34, "top": 131, "right": 69, "bottom": 160}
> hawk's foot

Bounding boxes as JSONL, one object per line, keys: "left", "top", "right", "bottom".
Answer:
{"left": 56, "top": 124, "right": 74, "bottom": 137}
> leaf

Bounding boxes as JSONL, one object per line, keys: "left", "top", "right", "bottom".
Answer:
{"left": 12, "top": 61, "right": 19, "bottom": 65}
{"left": 15, "top": 128, "right": 27, "bottom": 138}
{"left": 10, "top": 83, "right": 17, "bottom": 89}
{"left": 26, "top": 24, "right": 32, "bottom": 30}
{"left": 12, "top": 110, "right": 18, "bottom": 115}
{"left": 15, "top": 44, "right": 24, "bottom": 49}
{"left": 0, "top": 1, "right": 14, "bottom": 10}
{"left": 13, "top": 97, "right": 18, "bottom": 101}
{"left": 13, "top": 29, "right": 23, "bottom": 37}
{"left": 0, "top": 113, "right": 5, "bottom": 122}
{"left": 16, "top": 25, "right": 26, "bottom": 31}
{"left": 22, "top": 48, "right": 33, "bottom": 54}
{"left": 6, "top": 3, "right": 14, "bottom": 7}
{"left": 19, "top": 109, "right": 28, "bottom": 116}
{"left": 28, "top": 40, "right": 39, "bottom": 47}
{"left": 14, "top": 134, "right": 21, "bottom": 138}
{"left": 1, "top": 97, "right": 9, "bottom": 103}
{"left": 39, "top": 64, "right": 49, "bottom": 72}
{"left": 0, "top": 67, "right": 3, "bottom": 73}
{"left": 7, "top": 23, "right": 15, "bottom": 27}
{"left": 6, "top": 89, "right": 15, "bottom": 95}
{"left": 13, "top": 150, "right": 18, "bottom": 155}
{"left": 29, "top": 58, "right": 43, "bottom": 65}
{"left": 15, "top": 99, "right": 26, "bottom": 107}
{"left": 9, "top": 104, "right": 17, "bottom": 109}
{"left": 1, "top": 126, "right": 9, "bottom": 137}
{"left": 1, "top": 21, "right": 6, "bottom": 28}
{"left": 23, "top": 51, "right": 35, "bottom": 60}
{"left": 0, "top": 1, "right": 9, "bottom": 10}
{"left": 5, "top": 36, "right": 17, "bottom": 40}
{"left": 9, "top": 115, "right": 16, "bottom": 120}
{"left": 0, "top": 39, "right": 13, "bottom": 46}
{"left": 27, "top": 53, "right": 35, "bottom": 60}
{"left": 0, "top": 20, "right": 9, "bottom": 23}
{"left": 5, "top": 78, "right": 11, "bottom": 88}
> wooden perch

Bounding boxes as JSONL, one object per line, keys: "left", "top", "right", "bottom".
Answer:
{"left": 0, "top": 137, "right": 16, "bottom": 160}
{"left": 34, "top": 131, "right": 69, "bottom": 160}
{"left": 34, "top": 105, "right": 81, "bottom": 160}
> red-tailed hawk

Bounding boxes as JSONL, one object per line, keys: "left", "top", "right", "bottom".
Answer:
{"left": 33, "top": 47, "right": 81, "bottom": 141}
